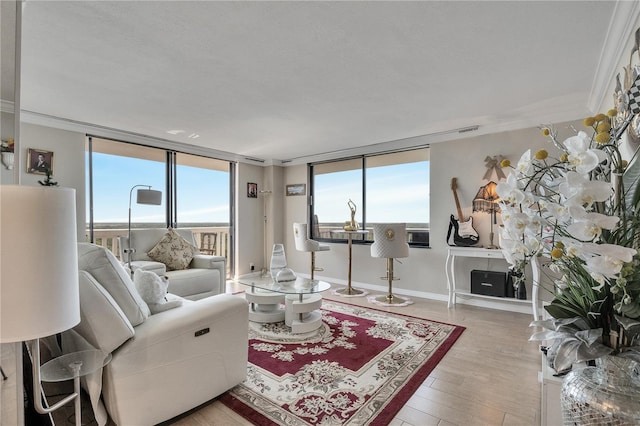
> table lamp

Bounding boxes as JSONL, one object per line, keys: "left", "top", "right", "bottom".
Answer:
{"left": 1, "top": 185, "right": 80, "bottom": 423}
{"left": 472, "top": 181, "right": 501, "bottom": 249}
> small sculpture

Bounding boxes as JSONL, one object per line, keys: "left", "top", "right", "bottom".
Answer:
{"left": 343, "top": 199, "right": 360, "bottom": 231}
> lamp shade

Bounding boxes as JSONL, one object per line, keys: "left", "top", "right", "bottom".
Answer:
{"left": 136, "top": 188, "right": 162, "bottom": 205}
{"left": 473, "top": 181, "right": 501, "bottom": 213}
{"left": 1, "top": 186, "right": 80, "bottom": 343}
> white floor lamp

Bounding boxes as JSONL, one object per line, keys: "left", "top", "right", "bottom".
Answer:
{"left": 0, "top": 186, "right": 81, "bottom": 425}
{"left": 259, "top": 189, "right": 272, "bottom": 277}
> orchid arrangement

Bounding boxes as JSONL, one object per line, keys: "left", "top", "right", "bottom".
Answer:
{"left": 497, "top": 110, "right": 640, "bottom": 373}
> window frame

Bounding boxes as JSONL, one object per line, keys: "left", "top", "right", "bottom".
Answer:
{"left": 309, "top": 147, "right": 430, "bottom": 248}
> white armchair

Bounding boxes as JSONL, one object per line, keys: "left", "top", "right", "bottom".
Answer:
{"left": 118, "top": 228, "right": 225, "bottom": 300}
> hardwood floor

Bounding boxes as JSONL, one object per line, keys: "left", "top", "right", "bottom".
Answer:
{"left": 170, "top": 282, "right": 542, "bottom": 426}
{"left": 50, "top": 281, "right": 542, "bottom": 426}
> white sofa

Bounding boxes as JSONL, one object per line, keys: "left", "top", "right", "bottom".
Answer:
{"left": 118, "top": 228, "right": 225, "bottom": 300}
{"left": 68, "top": 243, "right": 248, "bottom": 425}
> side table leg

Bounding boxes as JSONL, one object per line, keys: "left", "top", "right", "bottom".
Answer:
{"left": 445, "top": 251, "right": 455, "bottom": 307}
{"left": 70, "top": 362, "right": 82, "bottom": 426}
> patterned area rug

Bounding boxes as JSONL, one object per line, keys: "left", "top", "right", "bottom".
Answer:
{"left": 220, "top": 300, "right": 465, "bottom": 425}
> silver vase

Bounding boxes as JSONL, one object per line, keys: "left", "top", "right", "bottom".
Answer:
{"left": 561, "top": 355, "right": 640, "bottom": 425}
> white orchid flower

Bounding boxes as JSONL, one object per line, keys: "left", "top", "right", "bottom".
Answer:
{"left": 496, "top": 174, "right": 525, "bottom": 205}
{"left": 563, "top": 131, "right": 591, "bottom": 154}
{"left": 545, "top": 202, "right": 571, "bottom": 223}
{"left": 559, "top": 238, "right": 584, "bottom": 258}
{"left": 515, "top": 149, "right": 533, "bottom": 176}
{"left": 500, "top": 239, "right": 526, "bottom": 266}
{"left": 559, "top": 172, "right": 612, "bottom": 209}
{"left": 502, "top": 211, "right": 530, "bottom": 238}
{"left": 589, "top": 271, "right": 607, "bottom": 292}
{"left": 567, "top": 212, "right": 620, "bottom": 241}
{"left": 582, "top": 243, "right": 637, "bottom": 264}
{"left": 563, "top": 131, "right": 602, "bottom": 174}
{"left": 585, "top": 255, "right": 625, "bottom": 280}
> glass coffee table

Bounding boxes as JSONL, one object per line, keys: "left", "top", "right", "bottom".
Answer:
{"left": 236, "top": 276, "right": 330, "bottom": 333}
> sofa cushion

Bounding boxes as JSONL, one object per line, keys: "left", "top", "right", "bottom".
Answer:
{"left": 165, "top": 268, "right": 220, "bottom": 299}
{"left": 74, "top": 270, "right": 135, "bottom": 353}
{"left": 78, "top": 243, "right": 150, "bottom": 326}
{"left": 147, "top": 228, "right": 198, "bottom": 271}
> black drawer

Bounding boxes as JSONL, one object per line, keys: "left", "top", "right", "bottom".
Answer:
{"left": 471, "top": 270, "right": 508, "bottom": 297}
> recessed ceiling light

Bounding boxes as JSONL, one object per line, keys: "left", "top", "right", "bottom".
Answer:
{"left": 188, "top": 133, "right": 200, "bottom": 139}
{"left": 166, "top": 130, "right": 185, "bottom": 135}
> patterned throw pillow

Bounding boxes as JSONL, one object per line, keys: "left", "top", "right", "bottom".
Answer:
{"left": 147, "top": 228, "right": 198, "bottom": 271}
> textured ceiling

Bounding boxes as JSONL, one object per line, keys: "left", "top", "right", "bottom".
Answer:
{"left": 19, "top": 1, "right": 615, "bottom": 164}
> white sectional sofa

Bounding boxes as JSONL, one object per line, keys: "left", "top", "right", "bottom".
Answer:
{"left": 68, "top": 243, "right": 248, "bottom": 425}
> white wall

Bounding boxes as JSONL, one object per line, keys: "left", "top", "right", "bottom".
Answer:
{"left": 281, "top": 120, "right": 583, "bottom": 312}
{"left": 17, "top": 123, "right": 86, "bottom": 241}
{"left": 235, "top": 162, "right": 264, "bottom": 276}
{"left": 8, "top": 116, "right": 605, "bottom": 314}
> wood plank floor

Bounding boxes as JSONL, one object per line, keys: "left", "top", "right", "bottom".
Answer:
{"left": 51, "top": 281, "right": 542, "bottom": 426}
{"left": 169, "top": 282, "right": 541, "bottom": 426}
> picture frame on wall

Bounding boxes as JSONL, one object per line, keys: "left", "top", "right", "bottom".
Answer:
{"left": 247, "top": 182, "right": 258, "bottom": 198}
{"left": 286, "top": 184, "right": 306, "bottom": 196}
{"left": 27, "top": 148, "right": 54, "bottom": 175}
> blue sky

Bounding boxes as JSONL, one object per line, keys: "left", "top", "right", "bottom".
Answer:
{"left": 314, "top": 161, "right": 430, "bottom": 224}
{"left": 89, "top": 154, "right": 429, "bottom": 225}
{"left": 88, "top": 153, "right": 229, "bottom": 224}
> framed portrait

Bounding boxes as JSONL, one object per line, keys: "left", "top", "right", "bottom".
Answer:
{"left": 27, "top": 148, "right": 54, "bottom": 175}
{"left": 247, "top": 182, "right": 258, "bottom": 198}
{"left": 286, "top": 183, "right": 306, "bottom": 196}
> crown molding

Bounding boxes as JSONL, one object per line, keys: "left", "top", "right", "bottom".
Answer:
{"left": 19, "top": 109, "right": 271, "bottom": 166}
{"left": 588, "top": 0, "right": 640, "bottom": 113}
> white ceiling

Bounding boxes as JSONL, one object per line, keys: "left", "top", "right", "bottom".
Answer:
{"left": 18, "top": 1, "right": 620, "bottom": 164}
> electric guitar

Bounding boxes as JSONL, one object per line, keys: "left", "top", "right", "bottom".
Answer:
{"left": 448, "top": 177, "right": 479, "bottom": 246}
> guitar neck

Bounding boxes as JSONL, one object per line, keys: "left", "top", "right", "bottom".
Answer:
{"left": 453, "top": 192, "right": 464, "bottom": 221}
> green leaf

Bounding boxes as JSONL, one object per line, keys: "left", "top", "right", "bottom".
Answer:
{"left": 545, "top": 301, "right": 581, "bottom": 319}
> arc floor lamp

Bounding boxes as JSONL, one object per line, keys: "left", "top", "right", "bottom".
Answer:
{"left": 125, "top": 185, "right": 162, "bottom": 274}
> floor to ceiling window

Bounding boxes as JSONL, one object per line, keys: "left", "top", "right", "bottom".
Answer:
{"left": 310, "top": 147, "right": 430, "bottom": 246}
{"left": 86, "top": 137, "right": 233, "bottom": 276}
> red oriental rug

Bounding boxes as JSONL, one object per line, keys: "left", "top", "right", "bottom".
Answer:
{"left": 220, "top": 300, "right": 465, "bottom": 425}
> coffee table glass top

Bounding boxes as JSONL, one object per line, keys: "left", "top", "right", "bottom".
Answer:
{"left": 236, "top": 275, "right": 330, "bottom": 294}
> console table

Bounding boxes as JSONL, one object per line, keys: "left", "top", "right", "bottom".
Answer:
{"left": 445, "top": 246, "right": 540, "bottom": 319}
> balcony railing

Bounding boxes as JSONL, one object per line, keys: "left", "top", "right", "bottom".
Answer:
{"left": 88, "top": 226, "right": 231, "bottom": 276}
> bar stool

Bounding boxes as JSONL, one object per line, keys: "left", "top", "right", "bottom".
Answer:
{"left": 293, "top": 223, "right": 330, "bottom": 280}
{"left": 370, "top": 223, "right": 411, "bottom": 305}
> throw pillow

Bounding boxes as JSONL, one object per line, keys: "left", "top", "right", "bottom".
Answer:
{"left": 147, "top": 228, "right": 198, "bottom": 271}
{"left": 133, "top": 269, "right": 183, "bottom": 314}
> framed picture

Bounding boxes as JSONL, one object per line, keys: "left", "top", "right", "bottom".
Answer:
{"left": 27, "top": 148, "right": 54, "bottom": 175}
{"left": 247, "top": 182, "right": 258, "bottom": 198}
{"left": 286, "top": 183, "right": 306, "bottom": 196}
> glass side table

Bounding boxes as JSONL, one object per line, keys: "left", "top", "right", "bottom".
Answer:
{"left": 40, "top": 350, "right": 112, "bottom": 426}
